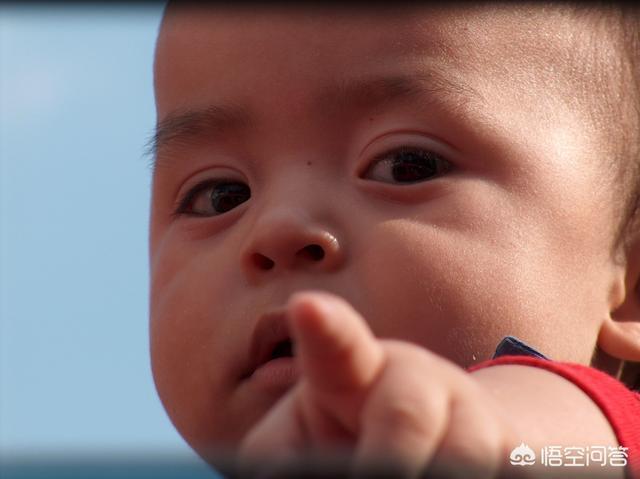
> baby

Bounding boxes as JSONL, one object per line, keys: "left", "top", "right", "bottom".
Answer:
{"left": 147, "top": 2, "right": 640, "bottom": 478}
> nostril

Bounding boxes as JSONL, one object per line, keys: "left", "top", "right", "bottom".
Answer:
{"left": 252, "top": 253, "right": 275, "bottom": 270}
{"left": 298, "top": 244, "right": 325, "bottom": 262}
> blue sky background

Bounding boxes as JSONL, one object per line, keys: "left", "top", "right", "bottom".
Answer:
{"left": 0, "top": 3, "right": 215, "bottom": 470}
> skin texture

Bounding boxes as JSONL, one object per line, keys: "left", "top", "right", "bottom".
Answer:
{"left": 149, "top": 4, "right": 640, "bottom": 476}
{"left": 237, "top": 292, "right": 622, "bottom": 478}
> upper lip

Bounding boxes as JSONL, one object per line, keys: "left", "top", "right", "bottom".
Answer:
{"left": 243, "top": 307, "right": 294, "bottom": 379}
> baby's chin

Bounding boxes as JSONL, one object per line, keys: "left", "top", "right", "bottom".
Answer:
{"left": 186, "top": 429, "right": 245, "bottom": 474}
{"left": 190, "top": 377, "right": 296, "bottom": 459}
{"left": 191, "top": 426, "right": 274, "bottom": 479}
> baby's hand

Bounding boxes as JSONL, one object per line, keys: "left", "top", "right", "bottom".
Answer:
{"left": 237, "top": 291, "right": 518, "bottom": 478}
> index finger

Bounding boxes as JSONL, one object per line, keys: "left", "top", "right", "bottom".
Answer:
{"left": 287, "top": 291, "right": 386, "bottom": 423}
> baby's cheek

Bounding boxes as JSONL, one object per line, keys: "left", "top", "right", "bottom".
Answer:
{"left": 149, "top": 258, "right": 242, "bottom": 451}
{"left": 353, "top": 221, "right": 523, "bottom": 367}
{"left": 151, "top": 285, "right": 210, "bottom": 431}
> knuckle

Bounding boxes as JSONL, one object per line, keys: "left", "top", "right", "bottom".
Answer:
{"left": 368, "top": 385, "right": 445, "bottom": 439}
{"left": 384, "top": 397, "right": 428, "bottom": 429}
{"left": 381, "top": 339, "right": 457, "bottom": 378}
{"left": 364, "top": 346, "right": 451, "bottom": 436}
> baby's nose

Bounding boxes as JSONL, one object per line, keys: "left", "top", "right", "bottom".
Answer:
{"left": 240, "top": 212, "right": 344, "bottom": 283}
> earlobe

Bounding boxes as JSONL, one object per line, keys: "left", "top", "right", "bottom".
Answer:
{"left": 596, "top": 318, "right": 640, "bottom": 391}
{"left": 597, "top": 239, "right": 640, "bottom": 363}
{"left": 597, "top": 318, "right": 640, "bottom": 363}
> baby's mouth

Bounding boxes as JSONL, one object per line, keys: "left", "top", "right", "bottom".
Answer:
{"left": 269, "top": 339, "right": 295, "bottom": 361}
{"left": 243, "top": 309, "right": 297, "bottom": 381}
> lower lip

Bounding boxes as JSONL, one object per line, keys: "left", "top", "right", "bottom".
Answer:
{"left": 249, "top": 357, "right": 300, "bottom": 392}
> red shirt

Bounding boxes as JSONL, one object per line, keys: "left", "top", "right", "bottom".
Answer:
{"left": 469, "top": 355, "right": 640, "bottom": 479}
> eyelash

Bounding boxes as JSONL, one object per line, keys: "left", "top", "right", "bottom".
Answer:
{"left": 172, "top": 146, "right": 451, "bottom": 217}
{"left": 361, "top": 145, "right": 452, "bottom": 183}
{"left": 172, "top": 179, "right": 223, "bottom": 218}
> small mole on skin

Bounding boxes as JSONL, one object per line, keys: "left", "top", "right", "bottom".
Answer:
{"left": 306, "top": 161, "right": 312, "bottom": 166}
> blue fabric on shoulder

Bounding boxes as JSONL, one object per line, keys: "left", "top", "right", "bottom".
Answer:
{"left": 492, "top": 336, "right": 549, "bottom": 360}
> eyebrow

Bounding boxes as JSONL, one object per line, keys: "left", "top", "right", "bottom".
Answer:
{"left": 147, "top": 103, "right": 251, "bottom": 164}
{"left": 147, "top": 71, "right": 481, "bottom": 169}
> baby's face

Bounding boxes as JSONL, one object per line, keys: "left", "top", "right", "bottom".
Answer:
{"left": 149, "top": 5, "right": 622, "bottom": 460}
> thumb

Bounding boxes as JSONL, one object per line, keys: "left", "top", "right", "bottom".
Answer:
{"left": 287, "top": 291, "right": 386, "bottom": 431}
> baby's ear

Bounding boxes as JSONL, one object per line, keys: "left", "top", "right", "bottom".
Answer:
{"left": 594, "top": 238, "right": 640, "bottom": 387}
{"left": 598, "top": 237, "right": 640, "bottom": 363}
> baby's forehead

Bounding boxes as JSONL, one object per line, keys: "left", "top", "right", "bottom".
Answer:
{"left": 153, "top": 4, "right": 623, "bottom": 185}
{"left": 157, "top": 5, "right": 605, "bottom": 112}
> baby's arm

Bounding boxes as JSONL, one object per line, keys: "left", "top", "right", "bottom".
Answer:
{"left": 471, "top": 365, "right": 621, "bottom": 468}
{"left": 238, "top": 292, "right": 629, "bottom": 478}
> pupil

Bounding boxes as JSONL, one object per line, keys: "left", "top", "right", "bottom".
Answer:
{"left": 211, "top": 183, "right": 250, "bottom": 213}
{"left": 392, "top": 151, "right": 438, "bottom": 183}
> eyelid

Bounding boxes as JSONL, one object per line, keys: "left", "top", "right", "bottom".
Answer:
{"left": 173, "top": 179, "right": 218, "bottom": 217}
{"left": 172, "top": 167, "right": 248, "bottom": 218}
{"left": 356, "top": 131, "right": 457, "bottom": 177}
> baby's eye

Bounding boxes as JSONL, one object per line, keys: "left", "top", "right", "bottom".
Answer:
{"left": 361, "top": 147, "right": 451, "bottom": 184}
{"left": 175, "top": 180, "right": 251, "bottom": 217}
